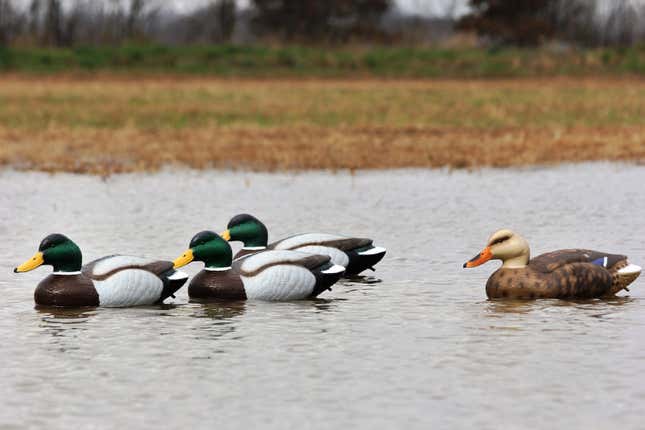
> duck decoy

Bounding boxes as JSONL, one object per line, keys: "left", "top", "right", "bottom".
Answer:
{"left": 464, "top": 229, "right": 641, "bottom": 299}
{"left": 14, "top": 234, "right": 188, "bottom": 307}
{"left": 173, "top": 230, "right": 345, "bottom": 301}
{"left": 220, "top": 214, "right": 386, "bottom": 276}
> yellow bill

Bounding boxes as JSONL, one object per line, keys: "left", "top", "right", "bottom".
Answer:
{"left": 173, "top": 249, "right": 194, "bottom": 268}
{"left": 14, "top": 252, "right": 44, "bottom": 273}
{"left": 220, "top": 229, "right": 231, "bottom": 241}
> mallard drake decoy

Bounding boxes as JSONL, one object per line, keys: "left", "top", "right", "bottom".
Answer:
{"left": 14, "top": 234, "right": 188, "bottom": 307}
{"left": 463, "top": 229, "right": 641, "bottom": 299}
{"left": 173, "top": 230, "right": 345, "bottom": 301}
{"left": 220, "top": 214, "right": 386, "bottom": 276}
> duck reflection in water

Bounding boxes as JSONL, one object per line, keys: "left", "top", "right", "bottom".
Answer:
{"left": 485, "top": 295, "right": 636, "bottom": 315}
{"left": 191, "top": 299, "right": 247, "bottom": 321}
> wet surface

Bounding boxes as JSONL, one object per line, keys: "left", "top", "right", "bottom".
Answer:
{"left": 1, "top": 164, "right": 644, "bottom": 429}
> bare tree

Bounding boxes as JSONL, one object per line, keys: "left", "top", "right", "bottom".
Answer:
{"left": 458, "top": 0, "right": 558, "bottom": 46}
{"left": 251, "top": 0, "right": 392, "bottom": 43}
{"left": 601, "top": 1, "right": 641, "bottom": 46}
{"left": 28, "top": 0, "right": 42, "bottom": 37}
{"left": 126, "top": 0, "right": 144, "bottom": 39}
{"left": 0, "top": 0, "right": 22, "bottom": 46}
{"left": 553, "top": 0, "right": 645, "bottom": 46}
{"left": 43, "top": 0, "right": 63, "bottom": 46}
{"left": 216, "top": 0, "right": 236, "bottom": 42}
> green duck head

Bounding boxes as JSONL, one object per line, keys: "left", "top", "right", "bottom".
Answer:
{"left": 173, "top": 230, "right": 233, "bottom": 270}
{"left": 220, "top": 214, "right": 268, "bottom": 248}
{"left": 14, "top": 234, "right": 82, "bottom": 273}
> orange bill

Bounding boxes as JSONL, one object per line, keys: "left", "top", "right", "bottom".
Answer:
{"left": 463, "top": 246, "right": 492, "bottom": 268}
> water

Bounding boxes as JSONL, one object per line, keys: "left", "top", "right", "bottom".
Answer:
{"left": 1, "top": 164, "right": 644, "bottom": 429}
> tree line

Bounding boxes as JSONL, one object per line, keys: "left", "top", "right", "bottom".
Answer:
{"left": 0, "top": 0, "right": 644, "bottom": 48}
{"left": 459, "top": 0, "right": 645, "bottom": 46}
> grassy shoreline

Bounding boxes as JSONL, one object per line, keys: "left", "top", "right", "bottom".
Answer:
{"left": 1, "top": 76, "right": 644, "bottom": 175}
{"left": 1, "top": 45, "right": 645, "bottom": 78}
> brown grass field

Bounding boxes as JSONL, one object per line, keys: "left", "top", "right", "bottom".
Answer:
{"left": 1, "top": 75, "right": 644, "bottom": 174}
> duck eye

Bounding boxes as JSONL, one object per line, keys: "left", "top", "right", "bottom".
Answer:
{"left": 491, "top": 236, "right": 510, "bottom": 245}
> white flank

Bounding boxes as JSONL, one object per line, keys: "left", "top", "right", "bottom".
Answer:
{"left": 89, "top": 255, "right": 158, "bottom": 277}
{"left": 294, "top": 245, "right": 349, "bottom": 267}
{"left": 94, "top": 269, "right": 163, "bottom": 307}
{"left": 618, "top": 264, "right": 642, "bottom": 275}
{"left": 358, "top": 246, "right": 387, "bottom": 256}
{"left": 167, "top": 270, "right": 188, "bottom": 280}
{"left": 321, "top": 264, "right": 345, "bottom": 275}
{"left": 241, "top": 265, "right": 316, "bottom": 301}
{"left": 240, "top": 250, "right": 313, "bottom": 274}
{"left": 273, "top": 233, "right": 346, "bottom": 250}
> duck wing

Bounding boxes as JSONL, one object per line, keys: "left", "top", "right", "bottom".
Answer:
{"left": 234, "top": 250, "right": 331, "bottom": 276}
{"left": 530, "top": 249, "right": 627, "bottom": 273}
{"left": 233, "top": 250, "right": 334, "bottom": 300}
{"left": 83, "top": 255, "right": 174, "bottom": 278}
{"left": 530, "top": 249, "right": 640, "bottom": 296}
{"left": 269, "top": 233, "right": 372, "bottom": 252}
{"left": 82, "top": 255, "right": 186, "bottom": 306}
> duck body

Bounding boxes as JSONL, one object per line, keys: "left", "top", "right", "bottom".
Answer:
{"left": 223, "top": 214, "right": 385, "bottom": 276}
{"left": 34, "top": 273, "right": 98, "bottom": 307}
{"left": 265, "top": 234, "right": 386, "bottom": 276}
{"left": 188, "top": 268, "right": 246, "bottom": 300}
{"left": 188, "top": 250, "right": 345, "bottom": 301}
{"left": 465, "top": 229, "right": 641, "bottom": 300}
{"left": 486, "top": 249, "right": 637, "bottom": 299}
{"left": 34, "top": 255, "right": 188, "bottom": 307}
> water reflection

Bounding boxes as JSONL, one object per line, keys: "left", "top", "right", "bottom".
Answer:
{"left": 190, "top": 299, "right": 246, "bottom": 320}
{"left": 189, "top": 300, "right": 246, "bottom": 343}
{"left": 309, "top": 298, "right": 342, "bottom": 313}
{"left": 36, "top": 306, "right": 97, "bottom": 323}
{"left": 484, "top": 295, "right": 637, "bottom": 318}
{"left": 35, "top": 306, "right": 96, "bottom": 353}
{"left": 484, "top": 299, "right": 541, "bottom": 315}
{"left": 341, "top": 275, "right": 383, "bottom": 285}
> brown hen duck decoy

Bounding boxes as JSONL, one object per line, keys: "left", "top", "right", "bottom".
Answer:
{"left": 464, "top": 229, "right": 641, "bottom": 299}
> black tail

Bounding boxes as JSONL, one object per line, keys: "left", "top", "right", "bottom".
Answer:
{"left": 345, "top": 246, "right": 386, "bottom": 276}
{"left": 156, "top": 269, "right": 189, "bottom": 304}
{"left": 309, "top": 262, "right": 345, "bottom": 298}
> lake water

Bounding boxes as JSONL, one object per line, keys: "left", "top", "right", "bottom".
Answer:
{"left": 1, "top": 164, "right": 644, "bottom": 429}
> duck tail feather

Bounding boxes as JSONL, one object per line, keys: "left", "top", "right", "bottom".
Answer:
{"left": 611, "top": 263, "right": 641, "bottom": 295}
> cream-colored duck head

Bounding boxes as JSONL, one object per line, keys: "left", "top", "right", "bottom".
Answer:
{"left": 463, "top": 229, "right": 530, "bottom": 269}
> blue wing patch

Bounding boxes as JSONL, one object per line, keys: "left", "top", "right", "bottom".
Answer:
{"left": 592, "top": 257, "right": 608, "bottom": 268}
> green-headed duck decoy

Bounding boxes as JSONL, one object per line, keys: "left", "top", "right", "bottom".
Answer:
{"left": 173, "top": 230, "right": 345, "bottom": 301}
{"left": 14, "top": 234, "right": 188, "bottom": 307}
{"left": 464, "top": 229, "right": 641, "bottom": 299}
{"left": 220, "top": 214, "right": 386, "bottom": 276}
